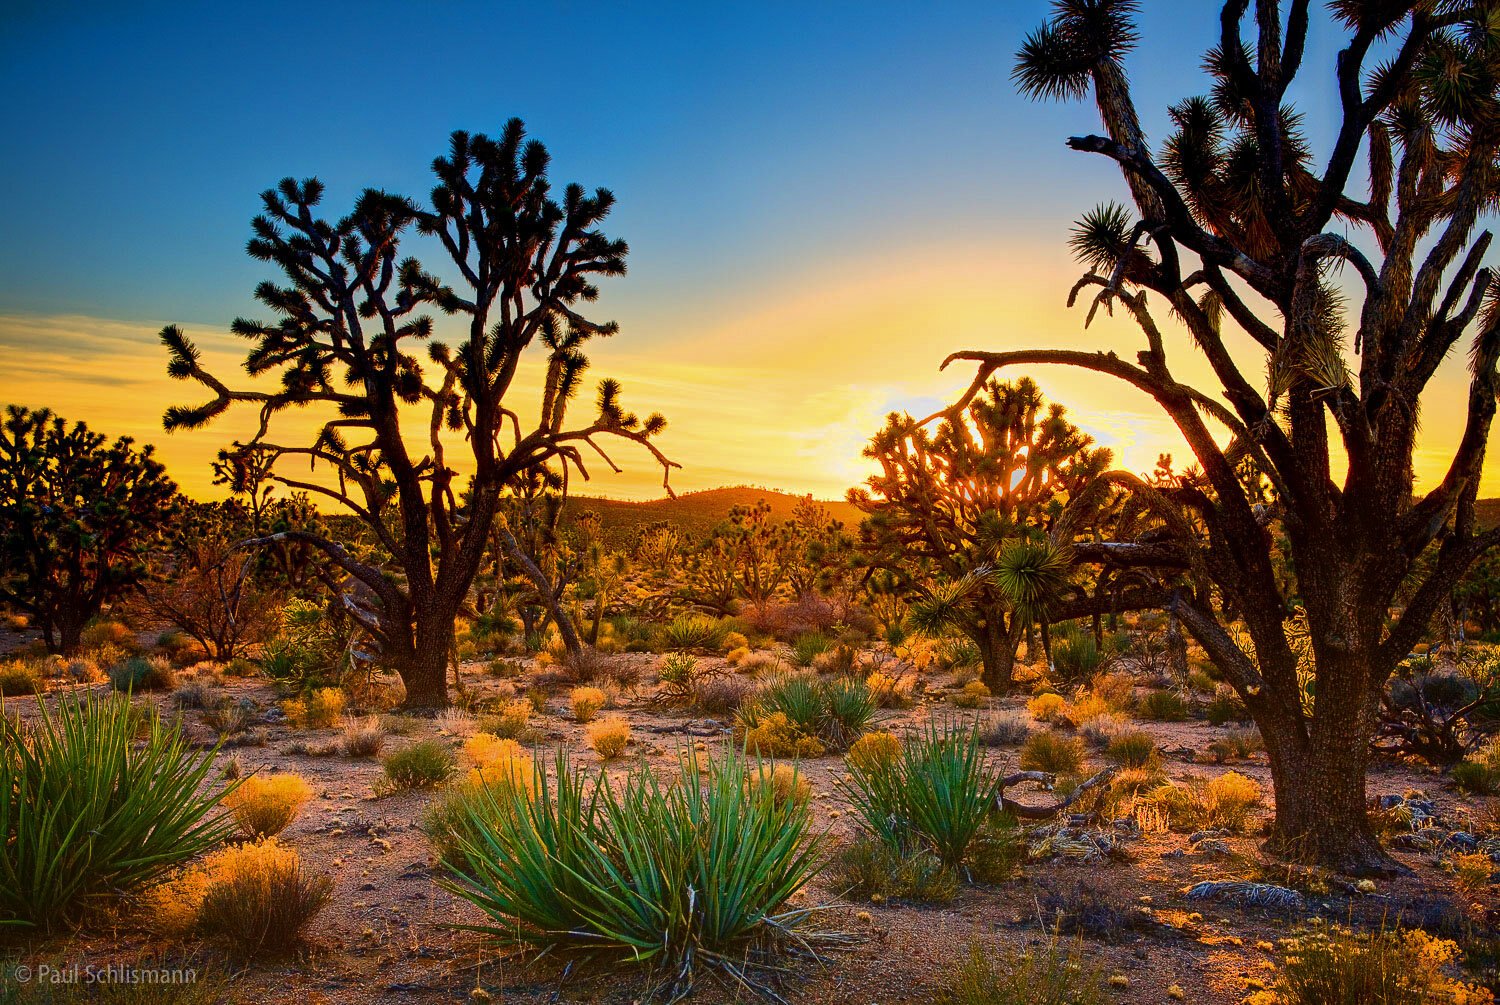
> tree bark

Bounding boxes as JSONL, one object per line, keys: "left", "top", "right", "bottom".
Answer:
{"left": 974, "top": 616, "right": 1020, "bottom": 692}
{"left": 1260, "top": 711, "right": 1399, "bottom": 875}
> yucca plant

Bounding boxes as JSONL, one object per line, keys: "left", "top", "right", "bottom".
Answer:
{"left": 746, "top": 672, "right": 876, "bottom": 751}
{"left": 840, "top": 720, "right": 1003, "bottom": 871}
{"left": 0, "top": 692, "right": 233, "bottom": 928}
{"left": 658, "top": 614, "right": 728, "bottom": 652}
{"left": 440, "top": 746, "right": 841, "bottom": 1001}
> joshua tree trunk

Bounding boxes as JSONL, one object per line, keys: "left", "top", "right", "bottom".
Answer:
{"left": 973, "top": 616, "right": 1021, "bottom": 692}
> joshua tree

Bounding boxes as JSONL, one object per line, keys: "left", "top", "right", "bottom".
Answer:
{"left": 161, "top": 120, "right": 673, "bottom": 707}
{"left": 959, "top": 0, "right": 1500, "bottom": 871}
{"left": 0, "top": 406, "right": 178, "bottom": 653}
{"left": 850, "top": 378, "right": 1111, "bottom": 688}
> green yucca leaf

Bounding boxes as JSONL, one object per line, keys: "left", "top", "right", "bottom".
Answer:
{"left": 437, "top": 746, "right": 843, "bottom": 1000}
{"left": 0, "top": 691, "right": 235, "bottom": 929}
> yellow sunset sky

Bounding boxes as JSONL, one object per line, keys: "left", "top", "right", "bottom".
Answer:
{"left": 1, "top": 236, "right": 1490, "bottom": 506}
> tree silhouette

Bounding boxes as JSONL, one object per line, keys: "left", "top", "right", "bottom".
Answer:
{"left": 160, "top": 120, "right": 673, "bottom": 707}
{"left": 849, "top": 378, "right": 1111, "bottom": 688}
{"left": 959, "top": 1, "right": 1500, "bottom": 871}
{"left": 0, "top": 406, "right": 177, "bottom": 653}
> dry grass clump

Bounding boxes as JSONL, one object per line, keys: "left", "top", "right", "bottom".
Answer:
{"left": 692, "top": 673, "right": 756, "bottom": 715}
{"left": 936, "top": 937, "right": 1105, "bottom": 1005}
{"left": 281, "top": 687, "right": 346, "bottom": 728}
{"left": 480, "top": 697, "right": 535, "bottom": 740}
{"left": 1020, "top": 730, "right": 1085, "bottom": 774}
{"left": 1244, "top": 925, "right": 1491, "bottom": 1005}
{"left": 755, "top": 762, "right": 811, "bottom": 808}
{"left": 587, "top": 715, "right": 632, "bottom": 760}
{"left": 567, "top": 684, "right": 603, "bottom": 726}
{"left": 866, "top": 670, "right": 917, "bottom": 708}
{"left": 735, "top": 650, "right": 786, "bottom": 676}
{"left": 740, "top": 710, "right": 827, "bottom": 759}
{"left": 464, "top": 734, "right": 535, "bottom": 793}
{"left": 951, "top": 680, "right": 991, "bottom": 709}
{"left": 721, "top": 631, "right": 750, "bottom": 653}
{"left": 62, "top": 656, "right": 105, "bottom": 684}
{"left": 1139, "top": 770, "right": 1263, "bottom": 832}
{"left": 724, "top": 645, "right": 752, "bottom": 666}
{"left": 1077, "top": 712, "right": 1126, "bottom": 748}
{"left": 1134, "top": 688, "right": 1188, "bottom": 722}
{"left": 978, "top": 714, "right": 1032, "bottom": 747}
{"left": 378, "top": 739, "right": 456, "bottom": 794}
{"left": 340, "top": 715, "right": 385, "bottom": 757}
{"left": 1448, "top": 852, "right": 1494, "bottom": 894}
{"left": 436, "top": 707, "right": 476, "bottom": 736}
{"left": 225, "top": 773, "right": 312, "bottom": 839}
{"left": 1028, "top": 692, "right": 1070, "bottom": 724}
{"left": 109, "top": 654, "right": 177, "bottom": 692}
{"left": 82, "top": 620, "right": 139, "bottom": 651}
{"left": 846, "top": 730, "right": 902, "bottom": 774}
{"left": 1207, "top": 725, "right": 1264, "bottom": 763}
{"left": 1104, "top": 730, "right": 1157, "bottom": 768}
{"left": 146, "top": 838, "right": 332, "bottom": 953}
{"left": 0, "top": 657, "right": 48, "bottom": 696}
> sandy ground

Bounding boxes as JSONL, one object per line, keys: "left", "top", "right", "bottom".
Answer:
{"left": 1, "top": 638, "right": 1496, "bottom": 1004}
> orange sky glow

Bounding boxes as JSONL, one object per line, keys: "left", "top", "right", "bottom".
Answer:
{"left": 3, "top": 237, "right": 1494, "bottom": 508}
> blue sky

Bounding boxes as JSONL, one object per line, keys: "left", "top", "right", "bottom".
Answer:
{"left": 0, "top": 2, "right": 1446, "bottom": 500}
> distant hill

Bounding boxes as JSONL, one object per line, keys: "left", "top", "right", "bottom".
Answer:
{"left": 562, "top": 486, "right": 865, "bottom": 544}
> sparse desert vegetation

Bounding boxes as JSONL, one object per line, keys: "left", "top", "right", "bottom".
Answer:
{"left": 9, "top": 2, "right": 1500, "bottom": 1003}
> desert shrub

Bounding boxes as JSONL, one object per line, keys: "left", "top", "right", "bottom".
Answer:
{"left": 721, "top": 631, "right": 750, "bottom": 653}
{"left": 1037, "top": 879, "right": 1159, "bottom": 942}
{"left": 659, "top": 614, "right": 728, "bottom": 652}
{"left": 561, "top": 646, "right": 617, "bottom": 684}
{"left": 978, "top": 714, "right": 1031, "bottom": 746}
{"left": 481, "top": 698, "right": 535, "bottom": 740}
{"left": 1019, "top": 731, "right": 1085, "bottom": 774}
{"left": 0, "top": 658, "right": 47, "bottom": 696}
{"left": 570, "top": 686, "right": 607, "bottom": 722}
{"left": 1135, "top": 688, "right": 1188, "bottom": 721}
{"left": 936, "top": 938, "right": 1105, "bottom": 1005}
{"left": 738, "top": 710, "right": 826, "bottom": 758}
{"left": 1245, "top": 925, "right": 1490, "bottom": 1005}
{"left": 226, "top": 772, "right": 311, "bottom": 839}
{"left": 436, "top": 707, "right": 476, "bottom": 736}
{"left": 866, "top": 669, "right": 917, "bottom": 708}
{"left": 439, "top": 747, "right": 828, "bottom": 996}
{"left": 1028, "top": 692, "right": 1069, "bottom": 724}
{"left": 1206, "top": 687, "right": 1250, "bottom": 725}
{"left": 587, "top": 715, "right": 631, "bottom": 759}
{"left": 842, "top": 721, "right": 1006, "bottom": 871}
{"left": 193, "top": 839, "right": 332, "bottom": 953}
{"left": 280, "top": 686, "right": 346, "bottom": 728}
{"left": 935, "top": 636, "right": 983, "bottom": 673}
{"left": 1452, "top": 851, "right": 1494, "bottom": 892}
{"left": 740, "top": 672, "right": 875, "bottom": 751}
{"left": 755, "top": 761, "right": 811, "bottom": 808}
{"left": 378, "top": 739, "right": 455, "bottom": 793}
{"left": 0, "top": 692, "right": 231, "bottom": 928}
{"left": 736, "top": 650, "right": 786, "bottom": 676}
{"left": 1204, "top": 771, "right": 1262, "bottom": 830}
{"left": 1138, "top": 771, "right": 1262, "bottom": 833}
{"left": 825, "top": 834, "right": 957, "bottom": 903}
{"left": 339, "top": 715, "right": 385, "bottom": 757}
{"left": 1208, "top": 725, "right": 1264, "bottom": 763}
{"left": 1077, "top": 712, "right": 1125, "bottom": 748}
{"left": 951, "top": 680, "right": 991, "bottom": 708}
{"left": 846, "top": 730, "right": 902, "bottom": 774}
{"left": 656, "top": 651, "right": 703, "bottom": 702}
{"left": 1453, "top": 758, "right": 1500, "bottom": 795}
{"left": 724, "top": 645, "right": 752, "bottom": 666}
{"left": 201, "top": 697, "right": 251, "bottom": 736}
{"left": 693, "top": 672, "right": 755, "bottom": 715}
{"left": 109, "top": 655, "right": 177, "bottom": 692}
{"left": 791, "top": 631, "right": 834, "bottom": 667}
{"left": 82, "top": 620, "right": 138, "bottom": 652}
{"left": 1105, "top": 730, "right": 1157, "bottom": 768}
{"left": 172, "top": 680, "right": 216, "bottom": 710}
{"left": 1052, "top": 623, "right": 1104, "bottom": 685}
